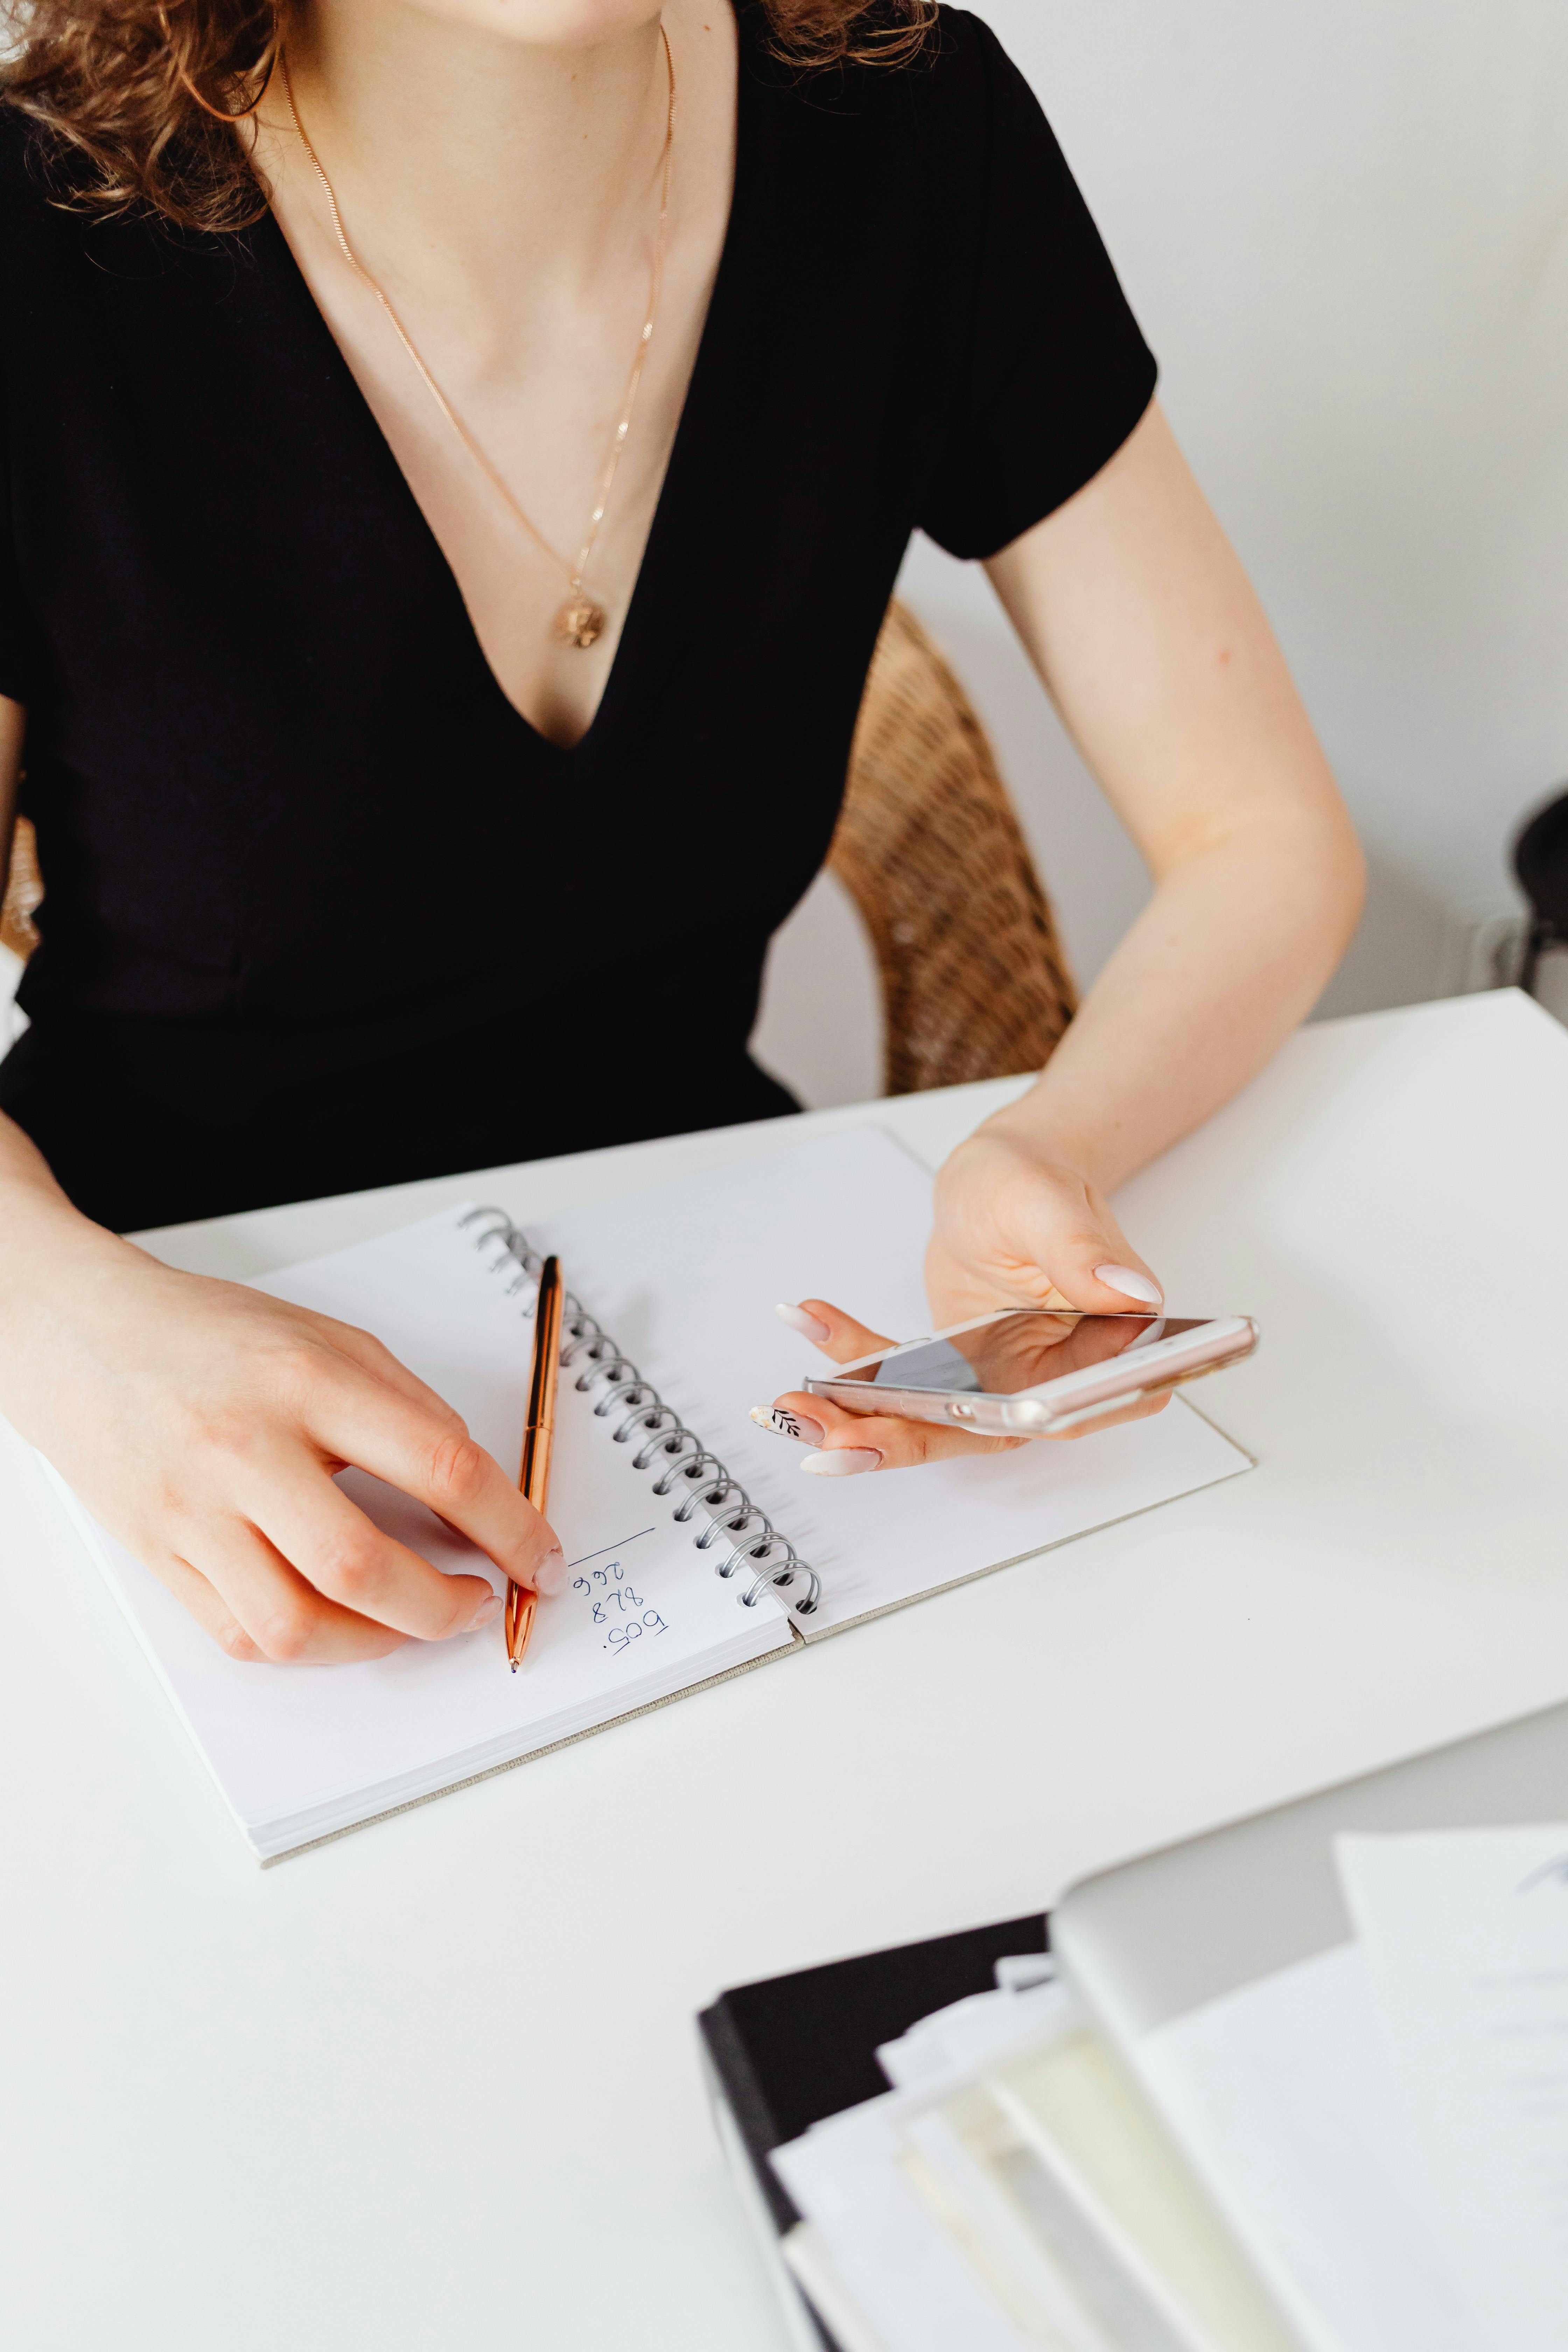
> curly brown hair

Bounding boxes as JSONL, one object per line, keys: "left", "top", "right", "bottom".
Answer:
{"left": 0, "top": 0, "right": 937, "bottom": 234}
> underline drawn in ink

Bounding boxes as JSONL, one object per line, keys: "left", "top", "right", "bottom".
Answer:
{"left": 566, "top": 1528, "right": 656, "bottom": 1571}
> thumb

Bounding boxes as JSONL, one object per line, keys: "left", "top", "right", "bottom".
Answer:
{"left": 1017, "top": 1211, "right": 1164, "bottom": 1317}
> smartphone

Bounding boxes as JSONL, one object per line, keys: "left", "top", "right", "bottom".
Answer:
{"left": 804, "top": 1308, "right": 1259, "bottom": 1437}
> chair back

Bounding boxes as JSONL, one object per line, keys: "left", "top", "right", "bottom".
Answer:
{"left": 830, "top": 601, "right": 1076, "bottom": 1096}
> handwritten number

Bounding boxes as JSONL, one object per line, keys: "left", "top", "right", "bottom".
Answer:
{"left": 605, "top": 1608, "right": 667, "bottom": 1656}
{"left": 568, "top": 1548, "right": 672, "bottom": 1656}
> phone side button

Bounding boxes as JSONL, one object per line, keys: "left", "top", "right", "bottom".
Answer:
{"left": 948, "top": 1401, "right": 975, "bottom": 1421}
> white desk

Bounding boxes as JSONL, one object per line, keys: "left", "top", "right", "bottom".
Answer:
{"left": 5, "top": 990, "right": 1568, "bottom": 2352}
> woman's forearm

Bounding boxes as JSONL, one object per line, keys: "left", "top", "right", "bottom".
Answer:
{"left": 987, "top": 803, "right": 1364, "bottom": 1197}
{"left": 979, "top": 406, "right": 1366, "bottom": 1200}
{"left": 0, "top": 694, "right": 22, "bottom": 908}
{"left": 0, "top": 1112, "right": 134, "bottom": 1316}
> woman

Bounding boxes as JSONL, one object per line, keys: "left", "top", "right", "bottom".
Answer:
{"left": 0, "top": 0, "right": 1362, "bottom": 1662}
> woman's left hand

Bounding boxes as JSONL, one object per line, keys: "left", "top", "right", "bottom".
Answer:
{"left": 756, "top": 1122, "right": 1170, "bottom": 1475}
{"left": 923, "top": 1121, "right": 1163, "bottom": 1326}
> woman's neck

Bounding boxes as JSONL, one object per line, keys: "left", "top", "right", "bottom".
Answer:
{"left": 278, "top": 1, "right": 672, "bottom": 315}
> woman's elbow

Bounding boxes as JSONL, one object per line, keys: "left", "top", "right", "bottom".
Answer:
{"left": 1219, "top": 784, "right": 1367, "bottom": 996}
{"left": 1309, "top": 796, "right": 1367, "bottom": 960}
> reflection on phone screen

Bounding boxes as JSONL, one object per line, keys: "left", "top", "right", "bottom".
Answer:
{"left": 847, "top": 1313, "right": 1214, "bottom": 1399}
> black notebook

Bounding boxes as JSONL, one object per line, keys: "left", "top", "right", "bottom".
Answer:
{"left": 698, "top": 1911, "right": 1050, "bottom": 2351}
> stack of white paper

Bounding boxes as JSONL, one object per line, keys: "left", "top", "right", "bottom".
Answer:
{"left": 767, "top": 1825, "right": 1568, "bottom": 2352}
{"left": 1098, "top": 1827, "right": 1568, "bottom": 2352}
{"left": 771, "top": 1970, "right": 1296, "bottom": 2352}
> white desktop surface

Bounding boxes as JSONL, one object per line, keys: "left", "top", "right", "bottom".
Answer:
{"left": 4, "top": 989, "right": 1567, "bottom": 2351}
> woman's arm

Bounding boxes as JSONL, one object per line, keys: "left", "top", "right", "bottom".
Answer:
{"left": 979, "top": 404, "right": 1362, "bottom": 1185}
{"left": 0, "top": 695, "right": 21, "bottom": 906}
{"left": 766, "top": 404, "right": 1363, "bottom": 1472}
{"left": 925, "top": 401, "right": 1364, "bottom": 1318}
{"left": 0, "top": 689, "right": 563, "bottom": 1659}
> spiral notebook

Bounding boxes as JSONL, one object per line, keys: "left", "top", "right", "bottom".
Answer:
{"left": 44, "top": 1126, "right": 1251, "bottom": 1860}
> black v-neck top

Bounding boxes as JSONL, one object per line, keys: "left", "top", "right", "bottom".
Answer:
{"left": 0, "top": 5, "right": 1155, "bottom": 1230}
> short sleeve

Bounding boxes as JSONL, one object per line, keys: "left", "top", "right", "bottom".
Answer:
{"left": 918, "top": 18, "right": 1158, "bottom": 561}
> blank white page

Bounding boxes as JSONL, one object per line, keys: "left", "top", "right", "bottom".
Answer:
{"left": 1135, "top": 1943, "right": 1470, "bottom": 2352}
{"left": 525, "top": 1126, "right": 1251, "bottom": 1632}
{"left": 1336, "top": 1827, "right": 1568, "bottom": 2352}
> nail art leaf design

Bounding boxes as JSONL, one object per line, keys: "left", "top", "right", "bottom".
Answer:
{"left": 750, "top": 1404, "right": 825, "bottom": 1445}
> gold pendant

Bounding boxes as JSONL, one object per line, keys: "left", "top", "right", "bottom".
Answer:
{"left": 555, "top": 596, "right": 606, "bottom": 651}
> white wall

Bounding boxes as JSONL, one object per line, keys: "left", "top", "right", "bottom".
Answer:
{"left": 754, "top": 0, "right": 1568, "bottom": 1107}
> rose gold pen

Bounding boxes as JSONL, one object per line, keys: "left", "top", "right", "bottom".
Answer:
{"left": 508, "top": 1253, "right": 565, "bottom": 1672}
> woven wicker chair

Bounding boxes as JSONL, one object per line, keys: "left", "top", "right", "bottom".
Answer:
{"left": 832, "top": 598, "right": 1076, "bottom": 1095}
{"left": 1, "top": 601, "right": 1076, "bottom": 1091}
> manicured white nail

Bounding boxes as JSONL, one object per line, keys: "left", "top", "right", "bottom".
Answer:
{"left": 776, "top": 1302, "right": 831, "bottom": 1343}
{"left": 1093, "top": 1262, "right": 1163, "bottom": 1306}
{"left": 801, "top": 1447, "right": 882, "bottom": 1477}
{"left": 752, "top": 1404, "right": 826, "bottom": 1445}
{"left": 532, "top": 1548, "right": 567, "bottom": 1597}
{"left": 466, "top": 1590, "right": 504, "bottom": 1631}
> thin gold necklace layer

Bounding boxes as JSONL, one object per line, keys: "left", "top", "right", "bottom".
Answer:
{"left": 280, "top": 37, "right": 676, "bottom": 652}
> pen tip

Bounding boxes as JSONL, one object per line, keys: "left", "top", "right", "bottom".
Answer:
{"left": 510, "top": 1660, "right": 518, "bottom": 1674}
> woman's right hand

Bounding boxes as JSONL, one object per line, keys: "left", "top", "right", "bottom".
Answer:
{"left": 0, "top": 1178, "right": 562, "bottom": 1664}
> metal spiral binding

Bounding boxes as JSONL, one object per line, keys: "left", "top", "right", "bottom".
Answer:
{"left": 457, "top": 1206, "right": 820, "bottom": 1618}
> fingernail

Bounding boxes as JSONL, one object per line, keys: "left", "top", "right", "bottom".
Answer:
{"left": 466, "top": 1590, "right": 504, "bottom": 1631}
{"left": 801, "top": 1447, "right": 882, "bottom": 1477}
{"left": 751, "top": 1403, "right": 826, "bottom": 1446}
{"left": 532, "top": 1547, "right": 567, "bottom": 1597}
{"left": 1093, "top": 1262, "right": 1163, "bottom": 1306}
{"left": 776, "top": 1302, "right": 831, "bottom": 1343}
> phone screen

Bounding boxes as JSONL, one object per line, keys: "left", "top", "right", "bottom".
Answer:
{"left": 841, "top": 1312, "right": 1214, "bottom": 1400}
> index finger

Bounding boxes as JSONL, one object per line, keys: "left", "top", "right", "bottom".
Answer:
{"left": 313, "top": 1379, "right": 564, "bottom": 1594}
{"left": 778, "top": 1299, "right": 898, "bottom": 1365}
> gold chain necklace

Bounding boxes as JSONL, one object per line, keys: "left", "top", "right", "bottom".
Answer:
{"left": 280, "top": 36, "right": 676, "bottom": 652}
